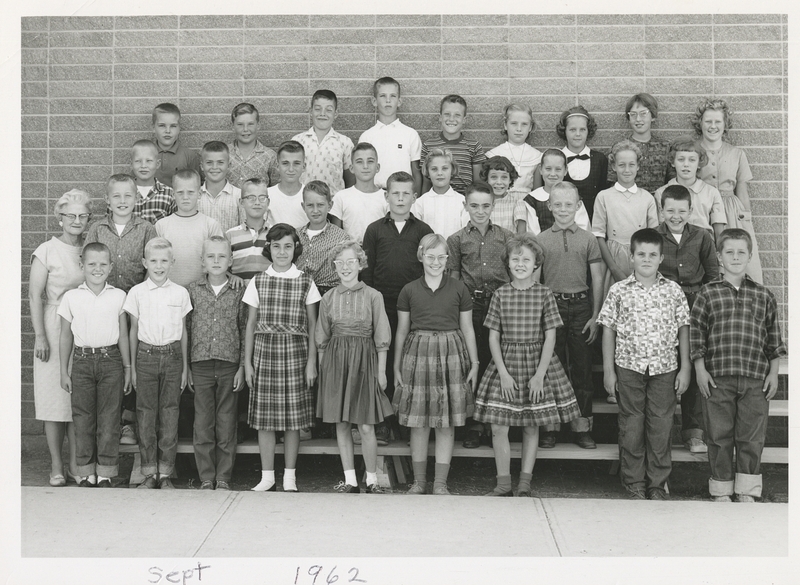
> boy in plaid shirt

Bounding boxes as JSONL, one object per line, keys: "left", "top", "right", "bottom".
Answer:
{"left": 690, "top": 228, "right": 786, "bottom": 502}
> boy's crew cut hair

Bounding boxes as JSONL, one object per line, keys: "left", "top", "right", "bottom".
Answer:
{"left": 303, "top": 180, "right": 333, "bottom": 203}
{"left": 241, "top": 177, "right": 268, "bottom": 195}
{"left": 425, "top": 147, "right": 459, "bottom": 179}
{"left": 262, "top": 223, "right": 303, "bottom": 262}
{"left": 541, "top": 148, "right": 568, "bottom": 167}
{"left": 625, "top": 92, "right": 659, "bottom": 119}
{"left": 330, "top": 239, "right": 368, "bottom": 271}
{"left": 440, "top": 94, "right": 467, "bottom": 113}
{"left": 372, "top": 76, "right": 401, "bottom": 97}
{"left": 479, "top": 155, "right": 519, "bottom": 183}
{"left": 500, "top": 103, "right": 536, "bottom": 139}
{"left": 152, "top": 102, "right": 181, "bottom": 123}
{"left": 716, "top": 227, "right": 752, "bottom": 254}
{"left": 231, "top": 102, "right": 259, "bottom": 122}
{"left": 417, "top": 233, "right": 450, "bottom": 262}
{"left": 201, "top": 141, "right": 229, "bottom": 155}
{"left": 311, "top": 89, "right": 338, "bottom": 109}
{"left": 132, "top": 139, "right": 158, "bottom": 153}
{"left": 629, "top": 228, "right": 663, "bottom": 254}
{"left": 556, "top": 105, "right": 598, "bottom": 141}
{"left": 173, "top": 169, "right": 201, "bottom": 185}
{"left": 464, "top": 181, "right": 494, "bottom": 201}
{"left": 668, "top": 139, "right": 708, "bottom": 169}
{"left": 661, "top": 184, "right": 692, "bottom": 207}
{"left": 351, "top": 142, "right": 378, "bottom": 159}
{"left": 277, "top": 140, "right": 305, "bottom": 159}
{"left": 690, "top": 97, "right": 733, "bottom": 137}
{"left": 201, "top": 235, "right": 231, "bottom": 256}
{"left": 386, "top": 171, "right": 414, "bottom": 192}
{"left": 503, "top": 233, "right": 545, "bottom": 273}
{"left": 609, "top": 139, "right": 643, "bottom": 164}
{"left": 550, "top": 181, "right": 580, "bottom": 203}
{"left": 54, "top": 189, "right": 92, "bottom": 217}
{"left": 144, "top": 236, "right": 173, "bottom": 257}
{"left": 81, "top": 241, "right": 111, "bottom": 260}
{"left": 107, "top": 173, "right": 137, "bottom": 191}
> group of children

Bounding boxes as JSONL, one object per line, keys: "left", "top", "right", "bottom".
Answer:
{"left": 50, "top": 78, "right": 784, "bottom": 503}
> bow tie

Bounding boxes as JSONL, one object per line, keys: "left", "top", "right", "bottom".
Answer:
{"left": 567, "top": 153, "right": 590, "bottom": 162}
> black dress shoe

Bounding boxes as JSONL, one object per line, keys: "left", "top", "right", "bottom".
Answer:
{"left": 575, "top": 432, "right": 597, "bottom": 449}
{"left": 516, "top": 489, "right": 532, "bottom": 497}
{"left": 462, "top": 429, "right": 481, "bottom": 449}
{"left": 538, "top": 431, "right": 556, "bottom": 449}
{"left": 96, "top": 479, "right": 113, "bottom": 488}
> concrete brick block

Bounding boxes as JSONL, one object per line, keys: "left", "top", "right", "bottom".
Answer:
{"left": 21, "top": 215, "right": 47, "bottom": 231}
{"left": 21, "top": 48, "right": 47, "bottom": 65}
{"left": 443, "top": 44, "right": 509, "bottom": 61}
{"left": 113, "top": 47, "right": 178, "bottom": 63}
{"left": 22, "top": 132, "right": 47, "bottom": 149}
{"left": 508, "top": 26, "right": 576, "bottom": 44}
{"left": 256, "top": 97, "right": 311, "bottom": 114}
{"left": 21, "top": 116, "right": 47, "bottom": 132}
{"left": 760, "top": 251, "right": 783, "bottom": 269}
{"left": 376, "top": 44, "right": 441, "bottom": 62}
{"left": 50, "top": 31, "right": 113, "bottom": 48}
{"left": 49, "top": 16, "right": 113, "bottom": 30}
{"left": 178, "top": 80, "right": 243, "bottom": 98}
{"left": 443, "top": 27, "right": 506, "bottom": 44}
{"left": 22, "top": 417, "right": 43, "bottom": 436}
{"left": 715, "top": 25, "right": 782, "bottom": 42}
{"left": 514, "top": 15, "right": 576, "bottom": 26}
{"left": 380, "top": 27, "right": 442, "bottom": 45}
{"left": 577, "top": 60, "right": 644, "bottom": 78}
{"left": 21, "top": 198, "right": 48, "bottom": 216}
{"left": 442, "top": 15, "right": 508, "bottom": 27}
{"left": 49, "top": 115, "right": 112, "bottom": 132}
{"left": 577, "top": 15, "right": 644, "bottom": 26}
{"left": 22, "top": 166, "right": 47, "bottom": 182}
{"left": 245, "top": 62, "right": 310, "bottom": 80}
{"left": 21, "top": 32, "right": 48, "bottom": 49}
{"left": 511, "top": 77, "right": 577, "bottom": 96}
{"left": 391, "top": 78, "right": 448, "bottom": 96}
{"left": 115, "top": 80, "right": 178, "bottom": 98}
{"left": 177, "top": 46, "right": 242, "bottom": 63}
{"left": 49, "top": 166, "right": 112, "bottom": 182}
{"left": 511, "top": 60, "right": 575, "bottom": 79}
{"left": 714, "top": 77, "right": 782, "bottom": 96}
{"left": 751, "top": 215, "right": 784, "bottom": 234}
{"left": 22, "top": 65, "right": 47, "bottom": 82}
{"left": 577, "top": 25, "right": 644, "bottom": 43}
{"left": 308, "top": 28, "right": 376, "bottom": 45}
{"left": 645, "top": 77, "right": 714, "bottom": 95}
{"left": 49, "top": 64, "right": 112, "bottom": 81}
{"left": 751, "top": 166, "right": 784, "bottom": 182}
{"left": 245, "top": 79, "right": 310, "bottom": 97}
{"left": 376, "top": 61, "right": 441, "bottom": 79}
{"left": 308, "top": 62, "right": 375, "bottom": 80}
{"left": 179, "top": 29, "right": 244, "bottom": 47}
{"left": 245, "top": 15, "right": 309, "bottom": 28}
{"left": 50, "top": 99, "right": 112, "bottom": 116}
{"left": 509, "top": 43, "right": 575, "bottom": 61}
{"left": 744, "top": 147, "right": 784, "bottom": 164}
{"left": 748, "top": 182, "right": 782, "bottom": 198}
{"left": 645, "top": 25, "right": 712, "bottom": 42}
{"left": 180, "top": 63, "right": 244, "bottom": 80}
{"left": 714, "top": 42, "right": 782, "bottom": 59}
{"left": 49, "top": 149, "right": 113, "bottom": 166}
{"left": 115, "top": 63, "right": 178, "bottom": 81}
{"left": 115, "top": 15, "right": 179, "bottom": 29}
{"left": 115, "top": 30, "right": 178, "bottom": 47}
{"left": 180, "top": 15, "right": 243, "bottom": 29}
{"left": 578, "top": 76, "right": 645, "bottom": 96}
{"left": 644, "top": 59, "right": 713, "bottom": 77}
{"left": 243, "top": 45, "right": 309, "bottom": 63}
{"left": 647, "top": 14, "right": 713, "bottom": 25}
{"left": 180, "top": 114, "right": 231, "bottom": 133}
{"left": 508, "top": 95, "right": 575, "bottom": 114}
{"left": 307, "top": 45, "right": 375, "bottom": 62}
{"left": 21, "top": 380, "right": 34, "bottom": 399}
{"left": 113, "top": 115, "right": 154, "bottom": 132}
{"left": 460, "top": 112, "right": 505, "bottom": 131}
{"left": 730, "top": 112, "right": 783, "bottom": 130}
{"left": 644, "top": 42, "right": 713, "bottom": 60}
{"left": 578, "top": 42, "right": 646, "bottom": 60}
{"left": 22, "top": 83, "right": 47, "bottom": 99}
{"left": 440, "top": 60, "right": 506, "bottom": 79}
{"left": 49, "top": 80, "right": 112, "bottom": 98}
{"left": 309, "top": 15, "right": 375, "bottom": 28}
{"left": 245, "top": 28, "right": 309, "bottom": 46}
{"left": 757, "top": 234, "right": 782, "bottom": 252}
{"left": 399, "top": 96, "right": 444, "bottom": 114}
{"left": 430, "top": 78, "right": 508, "bottom": 96}
{"left": 21, "top": 149, "right": 46, "bottom": 166}
{"left": 375, "top": 15, "right": 441, "bottom": 27}
{"left": 21, "top": 182, "right": 46, "bottom": 201}
{"left": 21, "top": 16, "right": 48, "bottom": 31}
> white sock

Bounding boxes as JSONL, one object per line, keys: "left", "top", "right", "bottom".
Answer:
{"left": 97, "top": 475, "right": 111, "bottom": 483}
{"left": 365, "top": 471, "right": 378, "bottom": 486}
{"left": 344, "top": 469, "right": 358, "bottom": 486}
{"left": 251, "top": 470, "right": 275, "bottom": 492}
{"left": 283, "top": 468, "right": 297, "bottom": 491}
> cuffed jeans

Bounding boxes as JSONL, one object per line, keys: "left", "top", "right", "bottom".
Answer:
{"left": 702, "top": 375, "right": 768, "bottom": 498}
{"left": 680, "top": 291, "right": 704, "bottom": 441}
{"left": 192, "top": 359, "right": 239, "bottom": 482}
{"left": 554, "top": 295, "right": 594, "bottom": 433}
{"left": 71, "top": 347, "right": 124, "bottom": 477}
{"left": 616, "top": 365, "right": 677, "bottom": 490}
{"left": 135, "top": 343, "right": 182, "bottom": 477}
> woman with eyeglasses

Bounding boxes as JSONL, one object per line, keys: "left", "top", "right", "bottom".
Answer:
{"left": 28, "top": 189, "right": 93, "bottom": 486}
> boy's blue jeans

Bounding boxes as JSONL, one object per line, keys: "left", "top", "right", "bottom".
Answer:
{"left": 191, "top": 359, "right": 239, "bottom": 482}
{"left": 553, "top": 294, "right": 594, "bottom": 433}
{"left": 701, "top": 375, "right": 768, "bottom": 498}
{"left": 135, "top": 342, "right": 182, "bottom": 477}
{"left": 71, "top": 346, "right": 124, "bottom": 477}
{"left": 615, "top": 366, "right": 677, "bottom": 491}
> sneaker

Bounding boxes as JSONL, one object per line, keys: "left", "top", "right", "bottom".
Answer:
{"left": 96, "top": 478, "right": 112, "bottom": 488}
{"left": 432, "top": 483, "right": 451, "bottom": 495}
{"left": 120, "top": 424, "right": 137, "bottom": 445}
{"left": 647, "top": 488, "right": 669, "bottom": 500}
{"left": 538, "top": 431, "right": 556, "bottom": 449}
{"left": 78, "top": 475, "right": 97, "bottom": 488}
{"left": 138, "top": 475, "right": 158, "bottom": 489}
{"left": 625, "top": 485, "right": 646, "bottom": 500}
{"left": 574, "top": 432, "right": 597, "bottom": 449}
{"left": 199, "top": 480, "right": 215, "bottom": 490}
{"left": 351, "top": 427, "right": 362, "bottom": 445}
{"left": 737, "top": 494, "right": 756, "bottom": 503}
{"left": 215, "top": 480, "right": 231, "bottom": 491}
{"left": 158, "top": 477, "right": 175, "bottom": 489}
{"left": 685, "top": 437, "right": 708, "bottom": 454}
{"left": 375, "top": 425, "right": 390, "bottom": 446}
{"left": 712, "top": 495, "right": 732, "bottom": 502}
{"left": 606, "top": 394, "right": 618, "bottom": 404}
{"left": 406, "top": 481, "right": 427, "bottom": 495}
{"left": 365, "top": 483, "right": 385, "bottom": 494}
{"left": 334, "top": 481, "right": 360, "bottom": 494}
{"left": 299, "top": 428, "right": 312, "bottom": 441}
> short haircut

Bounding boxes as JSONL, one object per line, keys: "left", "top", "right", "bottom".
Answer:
{"left": 54, "top": 189, "right": 91, "bottom": 217}
{"left": 152, "top": 103, "right": 181, "bottom": 123}
{"left": 440, "top": 94, "right": 467, "bottom": 114}
{"left": 172, "top": 169, "right": 201, "bottom": 186}
{"left": 277, "top": 140, "right": 305, "bottom": 159}
{"left": 668, "top": 139, "right": 708, "bottom": 169}
{"left": 231, "top": 102, "right": 259, "bottom": 123}
{"left": 417, "top": 233, "right": 449, "bottom": 262}
{"left": 201, "top": 141, "right": 229, "bottom": 155}
{"left": 329, "top": 239, "right": 368, "bottom": 271}
{"left": 311, "top": 89, "right": 338, "bottom": 109}
{"left": 465, "top": 181, "right": 494, "bottom": 201}
{"left": 107, "top": 173, "right": 136, "bottom": 193}
{"left": 630, "top": 228, "right": 663, "bottom": 254}
{"left": 144, "top": 236, "right": 173, "bottom": 258}
{"left": 241, "top": 177, "right": 269, "bottom": 196}
{"left": 352, "top": 141, "right": 378, "bottom": 160}
{"left": 500, "top": 103, "right": 536, "bottom": 140}
{"left": 550, "top": 181, "right": 580, "bottom": 203}
{"left": 609, "top": 139, "right": 643, "bottom": 164}
{"left": 372, "top": 76, "right": 401, "bottom": 97}
{"left": 386, "top": 171, "right": 414, "bottom": 192}
{"left": 503, "top": 233, "right": 545, "bottom": 272}
{"left": 556, "top": 105, "right": 598, "bottom": 141}
{"left": 303, "top": 180, "right": 332, "bottom": 204}
{"left": 81, "top": 241, "right": 110, "bottom": 261}
{"left": 424, "top": 147, "right": 459, "bottom": 179}
{"left": 540, "top": 148, "right": 568, "bottom": 167}
{"left": 625, "top": 93, "right": 659, "bottom": 119}
{"left": 132, "top": 139, "right": 158, "bottom": 155}
{"left": 690, "top": 97, "right": 733, "bottom": 137}
{"left": 262, "top": 223, "right": 303, "bottom": 262}
{"left": 661, "top": 184, "right": 692, "bottom": 207}
{"left": 202, "top": 235, "right": 231, "bottom": 256}
{"left": 717, "top": 227, "right": 752, "bottom": 254}
{"left": 479, "top": 155, "right": 519, "bottom": 183}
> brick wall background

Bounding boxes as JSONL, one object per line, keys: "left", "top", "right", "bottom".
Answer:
{"left": 20, "top": 14, "right": 788, "bottom": 435}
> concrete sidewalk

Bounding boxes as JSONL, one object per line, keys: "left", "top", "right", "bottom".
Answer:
{"left": 20, "top": 486, "right": 787, "bottom": 557}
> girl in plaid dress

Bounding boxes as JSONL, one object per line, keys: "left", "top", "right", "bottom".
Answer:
{"left": 243, "top": 224, "right": 321, "bottom": 492}
{"left": 393, "top": 234, "right": 480, "bottom": 496}
{"left": 474, "top": 234, "right": 581, "bottom": 497}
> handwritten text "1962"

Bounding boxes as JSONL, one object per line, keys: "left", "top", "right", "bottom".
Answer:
{"left": 295, "top": 565, "right": 367, "bottom": 585}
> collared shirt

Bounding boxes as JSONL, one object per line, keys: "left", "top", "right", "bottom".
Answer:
{"left": 397, "top": 276, "right": 473, "bottom": 331}
{"left": 316, "top": 281, "right": 392, "bottom": 351}
{"left": 329, "top": 186, "right": 388, "bottom": 244}
{"left": 446, "top": 221, "right": 512, "bottom": 295}
{"left": 526, "top": 187, "right": 591, "bottom": 232}
{"left": 411, "top": 187, "right": 469, "bottom": 238}
{"left": 198, "top": 181, "right": 244, "bottom": 233}
{"left": 155, "top": 212, "right": 224, "bottom": 287}
{"left": 695, "top": 140, "right": 753, "bottom": 198}
{"left": 592, "top": 184, "right": 659, "bottom": 244}
{"left": 242, "top": 264, "right": 322, "bottom": 307}
{"left": 654, "top": 178, "right": 727, "bottom": 231}
{"left": 485, "top": 142, "right": 542, "bottom": 193}
{"left": 359, "top": 119, "right": 422, "bottom": 188}
{"left": 361, "top": 213, "right": 433, "bottom": 310}
{"left": 123, "top": 278, "right": 192, "bottom": 346}
{"left": 656, "top": 222, "right": 719, "bottom": 297}
{"left": 57, "top": 282, "right": 127, "bottom": 348}
{"left": 155, "top": 140, "right": 200, "bottom": 188}
{"left": 131, "top": 178, "right": 176, "bottom": 224}
{"left": 563, "top": 146, "right": 591, "bottom": 181}
{"left": 607, "top": 133, "right": 671, "bottom": 195}
{"left": 420, "top": 133, "right": 487, "bottom": 194}
{"left": 597, "top": 273, "right": 690, "bottom": 375}
{"left": 85, "top": 215, "right": 158, "bottom": 292}
{"left": 226, "top": 220, "right": 271, "bottom": 280}
{"left": 297, "top": 222, "right": 351, "bottom": 289}
{"left": 266, "top": 184, "right": 308, "bottom": 229}
{"left": 489, "top": 191, "right": 527, "bottom": 232}
{"left": 690, "top": 277, "right": 786, "bottom": 380}
{"left": 186, "top": 276, "right": 247, "bottom": 365}
{"left": 292, "top": 127, "right": 354, "bottom": 194}
{"left": 538, "top": 222, "right": 602, "bottom": 294}
{"left": 227, "top": 140, "right": 279, "bottom": 188}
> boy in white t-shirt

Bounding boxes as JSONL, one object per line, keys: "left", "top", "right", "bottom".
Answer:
{"left": 266, "top": 141, "right": 309, "bottom": 229}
